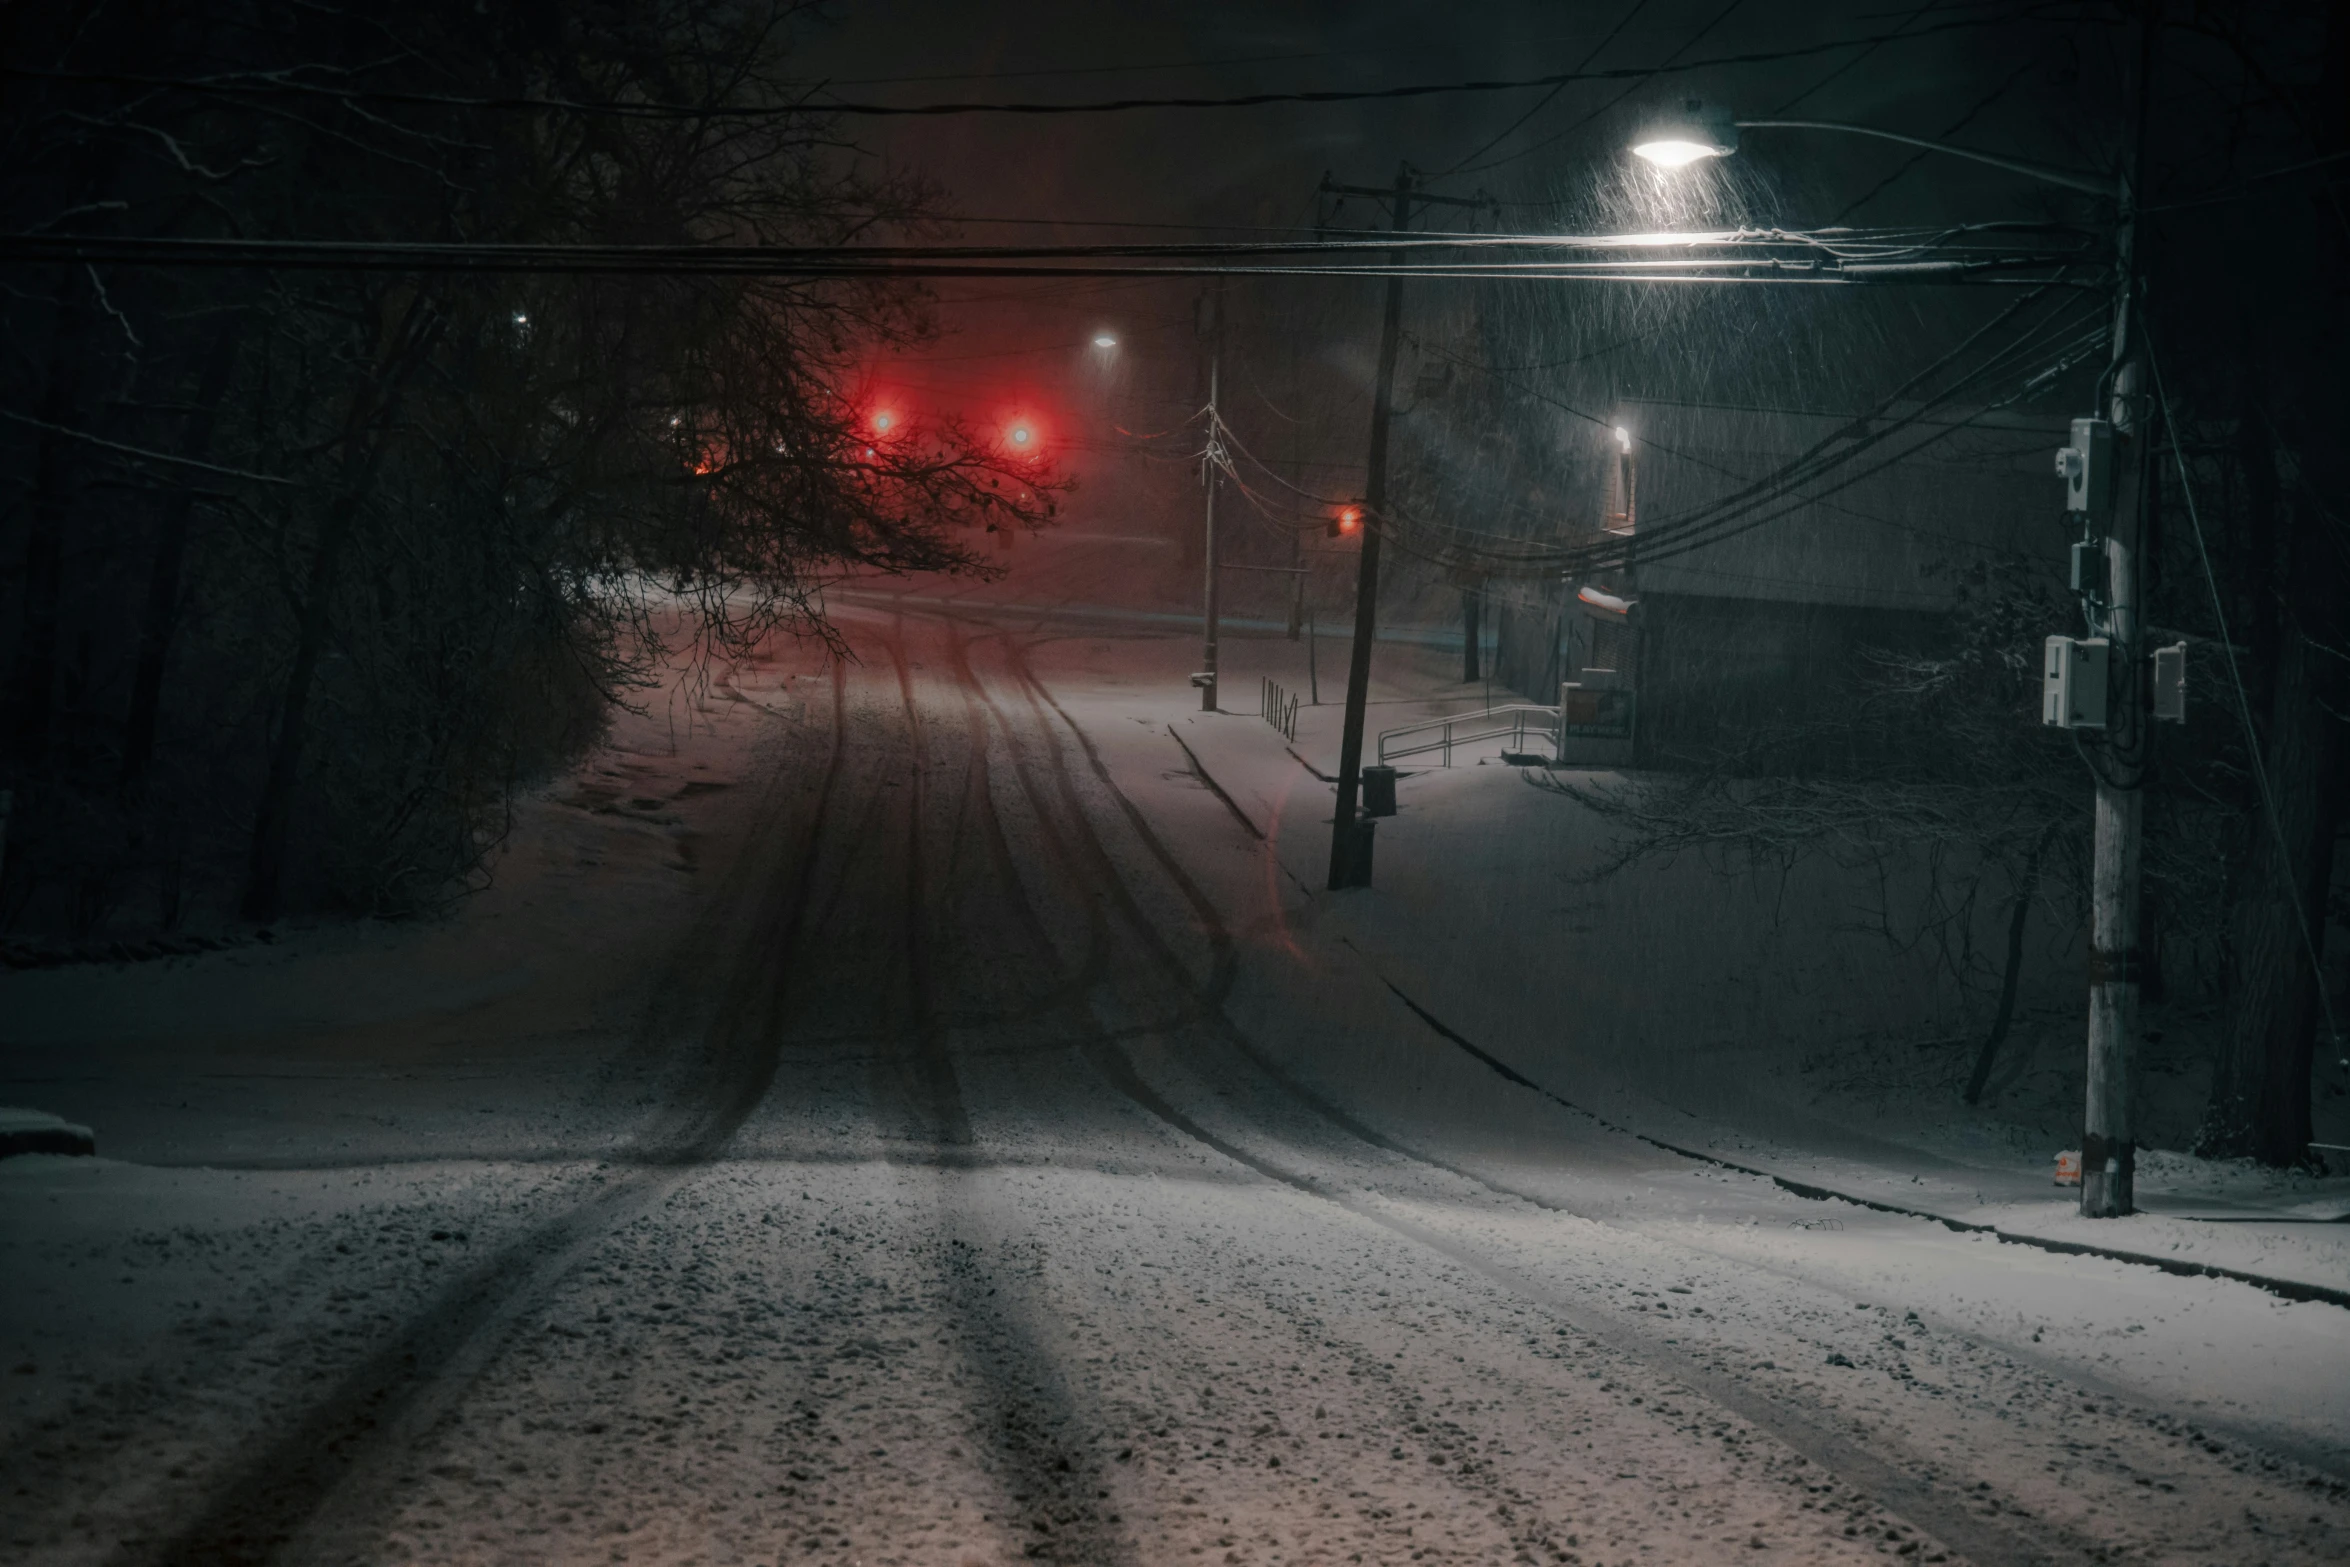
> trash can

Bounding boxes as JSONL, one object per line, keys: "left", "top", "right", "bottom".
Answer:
{"left": 1360, "top": 764, "right": 1398, "bottom": 818}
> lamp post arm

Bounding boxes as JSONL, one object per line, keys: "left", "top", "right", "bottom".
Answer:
{"left": 1735, "top": 119, "right": 2115, "bottom": 198}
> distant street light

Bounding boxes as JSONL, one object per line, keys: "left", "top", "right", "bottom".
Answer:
{"left": 1092, "top": 332, "right": 1118, "bottom": 349}
{"left": 1629, "top": 96, "right": 2111, "bottom": 197}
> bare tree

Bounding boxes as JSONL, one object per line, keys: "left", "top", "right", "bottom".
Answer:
{"left": 1534, "top": 556, "right": 2234, "bottom": 1103}
{"left": 0, "top": 0, "right": 1058, "bottom": 938}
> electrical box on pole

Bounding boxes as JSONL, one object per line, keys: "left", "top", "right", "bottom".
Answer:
{"left": 2069, "top": 539, "right": 2105, "bottom": 599}
{"left": 2043, "top": 635, "right": 2110, "bottom": 729}
{"left": 2151, "top": 641, "right": 2187, "bottom": 723}
{"left": 2054, "top": 417, "right": 2114, "bottom": 521}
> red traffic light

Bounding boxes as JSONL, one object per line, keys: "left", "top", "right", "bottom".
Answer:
{"left": 1329, "top": 504, "right": 1363, "bottom": 538}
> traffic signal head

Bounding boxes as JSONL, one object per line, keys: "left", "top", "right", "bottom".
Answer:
{"left": 1328, "top": 504, "right": 1363, "bottom": 538}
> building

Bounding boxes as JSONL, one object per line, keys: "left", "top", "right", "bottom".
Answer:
{"left": 1491, "top": 395, "right": 2068, "bottom": 766}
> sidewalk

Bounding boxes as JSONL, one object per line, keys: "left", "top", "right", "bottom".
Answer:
{"left": 1144, "top": 650, "right": 2350, "bottom": 1310}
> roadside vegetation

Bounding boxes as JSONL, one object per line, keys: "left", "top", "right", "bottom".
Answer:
{"left": 0, "top": 0, "right": 1057, "bottom": 937}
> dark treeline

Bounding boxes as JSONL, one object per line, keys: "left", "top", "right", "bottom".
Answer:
{"left": 2141, "top": 3, "right": 2350, "bottom": 1163}
{"left": 0, "top": 1, "right": 1051, "bottom": 938}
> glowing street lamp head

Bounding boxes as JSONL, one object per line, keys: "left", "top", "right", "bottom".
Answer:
{"left": 1629, "top": 98, "right": 1738, "bottom": 169}
{"left": 1092, "top": 333, "right": 1119, "bottom": 349}
{"left": 1631, "top": 139, "right": 1726, "bottom": 168}
{"left": 1614, "top": 425, "right": 1633, "bottom": 452}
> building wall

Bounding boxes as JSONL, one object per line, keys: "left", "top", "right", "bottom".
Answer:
{"left": 1634, "top": 593, "right": 1942, "bottom": 762}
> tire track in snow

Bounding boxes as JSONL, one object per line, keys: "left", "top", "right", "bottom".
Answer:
{"left": 974, "top": 626, "right": 2090, "bottom": 1567}
{"left": 932, "top": 622, "right": 1589, "bottom": 1557}
{"left": 869, "top": 618, "right": 1136, "bottom": 1566}
{"left": 984, "top": 632, "right": 2350, "bottom": 1542}
{"left": 111, "top": 658, "right": 855, "bottom": 1567}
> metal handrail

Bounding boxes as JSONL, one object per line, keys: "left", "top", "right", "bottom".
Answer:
{"left": 1259, "top": 675, "right": 1299, "bottom": 742}
{"left": 1376, "top": 705, "right": 1560, "bottom": 767}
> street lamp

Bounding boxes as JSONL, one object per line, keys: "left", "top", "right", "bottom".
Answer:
{"left": 1631, "top": 90, "right": 2153, "bottom": 1223}
{"left": 1628, "top": 97, "right": 2110, "bottom": 197}
{"left": 1628, "top": 99, "right": 1739, "bottom": 168}
{"left": 1091, "top": 332, "right": 1119, "bottom": 349}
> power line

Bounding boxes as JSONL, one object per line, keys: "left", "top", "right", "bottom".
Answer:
{"left": 1, "top": 226, "right": 2098, "bottom": 288}
{"left": 1768, "top": 0, "right": 1936, "bottom": 113}
{"left": 1437, "top": 0, "right": 1752, "bottom": 181}
{"left": 0, "top": 14, "right": 2085, "bottom": 121}
{"left": 1364, "top": 286, "right": 2099, "bottom": 577}
{"left": 815, "top": 39, "right": 1579, "bottom": 89}
{"left": 2145, "top": 333, "right": 2344, "bottom": 1056}
{"left": 1832, "top": 55, "right": 2041, "bottom": 222}
{"left": 1432, "top": 0, "right": 1654, "bottom": 177}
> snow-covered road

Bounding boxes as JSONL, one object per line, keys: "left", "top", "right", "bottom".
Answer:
{"left": 5, "top": 607, "right": 2346, "bottom": 1566}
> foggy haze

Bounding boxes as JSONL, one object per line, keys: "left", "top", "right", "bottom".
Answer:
{"left": 4, "top": 4, "right": 2346, "bottom": 1564}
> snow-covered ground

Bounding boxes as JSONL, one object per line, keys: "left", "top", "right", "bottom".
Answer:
{"left": 4, "top": 577, "right": 2347, "bottom": 1566}
{"left": 1140, "top": 621, "right": 2350, "bottom": 1300}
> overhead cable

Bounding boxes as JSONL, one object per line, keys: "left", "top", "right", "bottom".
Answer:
{"left": 2146, "top": 333, "right": 2345, "bottom": 1055}
{"left": 0, "top": 229, "right": 2100, "bottom": 289}
{"left": 0, "top": 14, "right": 2091, "bottom": 120}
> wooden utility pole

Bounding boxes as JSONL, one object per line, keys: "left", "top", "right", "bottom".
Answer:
{"left": 1321, "top": 166, "right": 1490, "bottom": 890}
{"left": 1325, "top": 167, "right": 1410, "bottom": 889}
{"left": 2084, "top": 356, "right": 2147, "bottom": 1218}
{"left": 1199, "top": 348, "right": 1223, "bottom": 712}
{"left": 1462, "top": 582, "right": 1482, "bottom": 684}
{"left": 1286, "top": 328, "right": 1306, "bottom": 641}
{"left": 2081, "top": 2, "right": 2159, "bottom": 1219}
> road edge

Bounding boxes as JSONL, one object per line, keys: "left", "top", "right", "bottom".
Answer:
{"left": 1168, "top": 727, "right": 2350, "bottom": 1313}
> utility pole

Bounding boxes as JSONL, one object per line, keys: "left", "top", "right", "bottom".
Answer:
{"left": 1199, "top": 358, "right": 1223, "bottom": 711}
{"left": 1462, "top": 580, "right": 1482, "bottom": 684}
{"left": 1326, "top": 167, "right": 1410, "bottom": 889}
{"left": 1286, "top": 331, "right": 1306, "bottom": 641}
{"left": 2080, "top": 2, "right": 2159, "bottom": 1221}
{"left": 1195, "top": 287, "right": 1225, "bottom": 712}
{"left": 1307, "top": 606, "right": 1319, "bottom": 704}
{"left": 1322, "top": 166, "right": 1491, "bottom": 889}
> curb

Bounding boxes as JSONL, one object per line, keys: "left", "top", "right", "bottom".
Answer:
{"left": 1168, "top": 728, "right": 2350, "bottom": 1313}
{"left": 1382, "top": 977, "right": 2350, "bottom": 1312}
